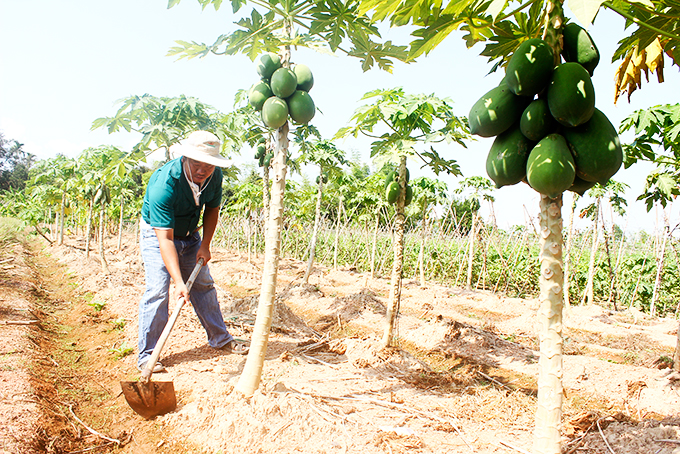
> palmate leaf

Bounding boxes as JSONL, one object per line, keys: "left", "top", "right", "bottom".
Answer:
{"left": 348, "top": 36, "right": 409, "bottom": 71}
{"left": 308, "top": 0, "right": 380, "bottom": 51}
{"left": 419, "top": 147, "right": 462, "bottom": 176}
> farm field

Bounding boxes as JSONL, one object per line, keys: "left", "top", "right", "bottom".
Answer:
{"left": 2, "top": 232, "right": 679, "bottom": 454}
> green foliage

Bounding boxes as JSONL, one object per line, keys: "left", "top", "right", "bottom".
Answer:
{"left": 0, "top": 217, "right": 25, "bottom": 246}
{"left": 167, "top": 0, "right": 409, "bottom": 72}
{"left": 0, "top": 133, "right": 34, "bottom": 192}
{"left": 109, "top": 341, "right": 133, "bottom": 360}
{"left": 335, "top": 88, "right": 469, "bottom": 176}
{"left": 88, "top": 300, "right": 106, "bottom": 312}
{"left": 620, "top": 103, "right": 680, "bottom": 210}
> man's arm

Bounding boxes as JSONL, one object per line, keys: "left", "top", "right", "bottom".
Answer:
{"left": 197, "top": 206, "right": 219, "bottom": 265}
{"left": 154, "top": 228, "right": 190, "bottom": 302}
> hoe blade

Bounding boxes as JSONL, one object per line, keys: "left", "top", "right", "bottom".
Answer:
{"left": 120, "top": 380, "right": 176, "bottom": 419}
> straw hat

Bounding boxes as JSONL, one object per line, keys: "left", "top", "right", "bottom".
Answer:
{"left": 170, "top": 131, "right": 232, "bottom": 167}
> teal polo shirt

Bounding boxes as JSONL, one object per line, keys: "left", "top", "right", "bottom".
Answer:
{"left": 141, "top": 157, "right": 222, "bottom": 237}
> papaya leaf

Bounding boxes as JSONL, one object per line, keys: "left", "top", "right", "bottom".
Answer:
{"left": 419, "top": 147, "right": 462, "bottom": 176}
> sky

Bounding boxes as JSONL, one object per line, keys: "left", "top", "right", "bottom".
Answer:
{"left": 1, "top": 0, "right": 678, "bottom": 233}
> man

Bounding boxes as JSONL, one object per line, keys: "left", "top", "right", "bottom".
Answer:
{"left": 138, "top": 130, "right": 247, "bottom": 373}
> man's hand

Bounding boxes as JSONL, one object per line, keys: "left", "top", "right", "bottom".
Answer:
{"left": 154, "top": 228, "right": 192, "bottom": 305}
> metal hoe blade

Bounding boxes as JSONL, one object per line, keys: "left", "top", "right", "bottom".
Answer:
{"left": 120, "top": 380, "right": 177, "bottom": 419}
{"left": 120, "top": 259, "right": 204, "bottom": 418}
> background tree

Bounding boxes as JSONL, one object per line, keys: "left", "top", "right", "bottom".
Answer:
{"left": 0, "top": 133, "right": 34, "bottom": 192}
{"left": 336, "top": 87, "right": 469, "bottom": 347}
{"left": 297, "top": 139, "right": 347, "bottom": 283}
{"left": 92, "top": 94, "right": 220, "bottom": 161}
{"left": 410, "top": 176, "right": 448, "bottom": 286}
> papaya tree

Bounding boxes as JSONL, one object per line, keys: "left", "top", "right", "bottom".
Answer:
{"left": 165, "top": 0, "right": 414, "bottom": 398}
{"left": 92, "top": 94, "right": 220, "bottom": 162}
{"left": 336, "top": 88, "right": 468, "bottom": 347}
{"left": 453, "top": 176, "right": 495, "bottom": 291}
{"left": 409, "top": 176, "right": 448, "bottom": 286}
{"left": 296, "top": 139, "right": 347, "bottom": 283}
{"left": 32, "top": 155, "right": 77, "bottom": 245}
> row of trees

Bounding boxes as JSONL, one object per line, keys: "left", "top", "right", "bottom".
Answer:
{"left": 2, "top": 0, "right": 679, "bottom": 449}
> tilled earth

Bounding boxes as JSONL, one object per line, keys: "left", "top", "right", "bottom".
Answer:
{"left": 2, "top": 232, "right": 680, "bottom": 453}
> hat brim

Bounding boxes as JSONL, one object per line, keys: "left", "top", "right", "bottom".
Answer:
{"left": 171, "top": 144, "right": 233, "bottom": 167}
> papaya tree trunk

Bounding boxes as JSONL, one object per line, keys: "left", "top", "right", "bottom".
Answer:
{"left": 263, "top": 160, "right": 270, "bottom": 218}
{"left": 382, "top": 155, "right": 407, "bottom": 347}
{"left": 303, "top": 171, "right": 324, "bottom": 284}
{"left": 674, "top": 323, "right": 680, "bottom": 373}
{"left": 651, "top": 219, "right": 669, "bottom": 317}
{"left": 534, "top": 194, "right": 565, "bottom": 454}
{"left": 117, "top": 193, "right": 124, "bottom": 251}
{"left": 582, "top": 200, "right": 600, "bottom": 305}
{"left": 98, "top": 206, "right": 110, "bottom": 274}
{"left": 371, "top": 211, "right": 379, "bottom": 278}
{"left": 465, "top": 212, "right": 477, "bottom": 290}
{"left": 85, "top": 198, "right": 93, "bottom": 258}
{"left": 59, "top": 191, "right": 66, "bottom": 246}
{"left": 563, "top": 195, "right": 577, "bottom": 307}
{"left": 333, "top": 197, "right": 343, "bottom": 270}
{"left": 235, "top": 43, "right": 291, "bottom": 398}
{"left": 418, "top": 207, "right": 428, "bottom": 287}
{"left": 533, "top": 5, "right": 565, "bottom": 453}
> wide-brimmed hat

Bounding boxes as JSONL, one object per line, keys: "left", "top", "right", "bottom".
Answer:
{"left": 170, "top": 131, "right": 232, "bottom": 167}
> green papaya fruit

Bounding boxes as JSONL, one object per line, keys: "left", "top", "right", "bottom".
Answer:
{"left": 263, "top": 152, "right": 274, "bottom": 168}
{"left": 563, "top": 108, "right": 623, "bottom": 184}
{"left": 520, "top": 98, "right": 558, "bottom": 141}
{"left": 386, "top": 181, "right": 400, "bottom": 204}
{"left": 261, "top": 97, "right": 289, "bottom": 129}
{"left": 256, "top": 52, "right": 281, "bottom": 80}
{"left": 547, "top": 62, "right": 596, "bottom": 127}
{"left": 293, "top": 64, "right": 314, "bottom": 92}
{"left": 255, "top": 144, "right": 266, "bottom": 160}
{"left": 505, "top": 38, "right": 555, "bottom": 96}
{"left": 270, "top": 68, "right": 297, "bottom": 99}
{"left": 486, "top": 125, "right": 534, "bottom": 188}
{"left": 562, "top": 23, "right": 600, "bottom": 76}
{"left": 568, "top": 175, "right": 598, "bottom": 196}
{"left": 404, "top": 185, "right": 413, "bottom": 207}
{"left": 526, "top": 134, "right": 576, "bottom": 198}
{"left": 248, "top": 81, "right": 273, "bottom": 111}
{"left": 384, "top": 170, "right": 397, "bottom": 188}
{"left": 287, "top": 90, "right": 315, "bottom": 124}
{"left": 469, "top": 82, "right": 530, "bottom": 137}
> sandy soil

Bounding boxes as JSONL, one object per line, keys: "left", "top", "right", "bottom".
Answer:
{"left": 2, "top": 232, "right": 680, "bottom": 453}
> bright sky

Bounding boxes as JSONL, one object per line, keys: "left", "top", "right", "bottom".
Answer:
{"left": 1, "top": 0, "right": 678, "bottom": 233}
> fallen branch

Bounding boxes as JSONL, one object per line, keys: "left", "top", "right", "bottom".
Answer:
{"left": 499, "top": 439, "right": 531, "bottom": 454}
{"left": 597, "top": 419, "right": 616, "bottom": 454}
{"left": 656, "top": 439, "right": 680, "bottom": 444}
{"left": 477, "top": 370, "right": 514, "bottom": 391}
{"left": 2, "top": 320, "right": 39, "bottom": 325}
{"left": 64, "top": 402, "right": 120, "bottom": 445}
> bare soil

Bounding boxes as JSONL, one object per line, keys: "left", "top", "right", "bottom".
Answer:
{"left": 1, "top": 232, "right": 680, "bottom": 454}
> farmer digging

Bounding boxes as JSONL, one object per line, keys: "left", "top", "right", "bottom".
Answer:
{"left": 138, "top": 130, "right": 248, "bottom": 373}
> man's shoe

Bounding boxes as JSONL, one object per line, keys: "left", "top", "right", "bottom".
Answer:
{"left": 138, "top": 361, "right": 166, "bottom": 373}
{"left": 219, "top": 340, "right": 249, "bottom": 355}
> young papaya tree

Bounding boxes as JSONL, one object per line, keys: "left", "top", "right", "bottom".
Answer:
{"left": 453, "top": 176, "right": 495, "bottom": 291}
{"left": 31, "top": 155, "right": 77, "bottom": 245}
{"left": 409, "top": 176, "right": 448, "bottom": 286}
{"left": 296, "top": 139, "right": 347, "bottom": 283}
{"left": 165, "top": 0, "right": 413, "bottom": 398}
{"left": 336, "top": 88, "right": 469, "bottom": 347}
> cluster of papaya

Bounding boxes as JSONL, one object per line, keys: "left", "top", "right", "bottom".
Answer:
{"left": 254, "top": 136, "right": 273, "bottom": 168}
{"left": 248, "top": 52, "right": 316, "bottom": 129}
{"left": 316, "top": 173, "right": 328, "bottom": 185}
{"left": 384, "top": 169, "right": 413, "bottom": 206}
{"left": 469, "top": 24, "right": 623, "bottom": 198}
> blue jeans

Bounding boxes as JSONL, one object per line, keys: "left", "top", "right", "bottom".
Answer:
{"left": 137, "top": 221, "right": 233, "bottom": 367}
